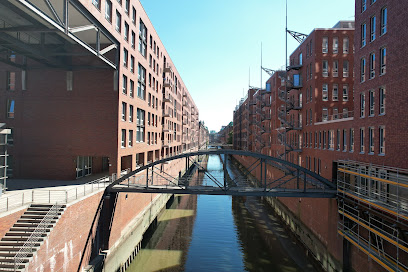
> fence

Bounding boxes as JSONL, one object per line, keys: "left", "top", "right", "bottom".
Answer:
{"left": 0, "top": 176, "right": 114, "bottom": 214}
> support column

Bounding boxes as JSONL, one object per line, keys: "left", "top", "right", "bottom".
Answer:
{"left": 260, "top": 159, "right": 263, "bottom": 188}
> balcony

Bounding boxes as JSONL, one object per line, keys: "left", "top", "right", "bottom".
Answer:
{"left": 162, "top": 109, "right": 172, "bottom": 118}
{"left": 164, "top": 64, "right": 173, "bottom": 74}
{"left": 287, "top": 74, "right": 303, "bottom": 89}
{"left": 316, "top": 111, "right": 354, "bottom": 123}
{"left": 163, "top": 94, "right": 173, "bottom": 103}
{"left": 287, "top": 63, "right": 303, "bottom": 71}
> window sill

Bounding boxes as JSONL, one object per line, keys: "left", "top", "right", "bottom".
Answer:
{"left": 359, "top": 152, "right": 365, "bottom": 154}
{"left": 368, "top": 152, "right": 374, "bottom": 155}
{"left": 378, "top": 153, "right": 385, "bottom": 156}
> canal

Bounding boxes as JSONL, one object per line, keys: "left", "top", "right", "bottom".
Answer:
{"left": 127, "top": 154, "right": 320, "bottom": 271}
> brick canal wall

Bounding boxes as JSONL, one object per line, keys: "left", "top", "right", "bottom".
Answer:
{"left": 0, "top": 157, "right": 196, "bottom": 271}
{"left": 231, "top": 155, "right": 343, "bottom": 272}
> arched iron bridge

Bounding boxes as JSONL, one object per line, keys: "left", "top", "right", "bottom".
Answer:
{"left": 106, "top": 149, "right": 337, "bottom": 198}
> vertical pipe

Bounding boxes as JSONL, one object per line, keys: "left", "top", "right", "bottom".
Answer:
{"left": 260, "top": 159, "right": 263, "bottom": 188}
{"left": 146, "top": 168, "right": 149, "bottom": 188}
{"left": 284, "top": 0, "right": 288, "bottom": 162}
{"left": 264, "top": 160, "right": 267, "bottom": 191}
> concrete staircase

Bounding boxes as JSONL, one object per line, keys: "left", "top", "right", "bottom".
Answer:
{"left": 0, "top": 204, "right": 66, "bottom": 271}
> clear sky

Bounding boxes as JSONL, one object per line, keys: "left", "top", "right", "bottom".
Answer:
{"left": 139, "top": 0, "right": 355, "bottom": 132}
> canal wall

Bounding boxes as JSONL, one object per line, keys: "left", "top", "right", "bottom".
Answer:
{"left": 231, "top": 155, "right": 343, "bottom": 272}
{"left": 0, "top": 156, "right": 199, "bottom": 272}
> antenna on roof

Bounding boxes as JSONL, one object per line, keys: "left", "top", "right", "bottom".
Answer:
{"left": 261, "top": 42, "right": 263, "bottom": 89}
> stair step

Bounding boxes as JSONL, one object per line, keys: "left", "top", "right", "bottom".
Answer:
{"left": 0, "top": 258, "right": 29, "bottom": 263}
{"left": 27, "top": 207, "right": 65, "bottom": 212}
{"left": 20, "top": 215, "right": 59, "bottom": 219}
{"left": 9, "top": 228, "right": 50, "bottom": 233}
{"left": 4, "top": 233, "right": 46, "bottom": 237}
{"left": 0, "top": 242, "right": 40, "bottom": 247}
{"left": 13, "top": 223, "right": 54, "bottom": 228}
{"left": 17, "top": 219, "right": 56, "bottom": 224}
{"left": 1, "top": 237, "right": 43, "bottom": 242}
{"left": 0, "top": 263, "right": 26, "bottom": 269}
{"left": 23, "top": 211, "right": 62, "bottom": 216}
{"left": 0, "top": 248, "right": 23, "bottom": 252}
{"left": 30, "top": 204, "right": 66, "bottom": 208}
{"left": 0, "top": 253, "right": 32, "bottom": 258}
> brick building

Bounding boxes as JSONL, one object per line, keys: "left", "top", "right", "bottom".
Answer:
{"left": 0, "top": 0, "right": 207, "bottom": 181}
{"left": 233, "top": 9, "right": 408, "bottom": 271}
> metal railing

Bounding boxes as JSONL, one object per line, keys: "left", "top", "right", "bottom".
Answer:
{"left": 13, "top": 203, "right": 61, "bottom": 271}
{"left": 0, "top": 176, "right": 113, "bottom": 213}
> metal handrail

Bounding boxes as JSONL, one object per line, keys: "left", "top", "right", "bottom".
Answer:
{"left": 0, "top": 176, "right": 112, "bottom": 213}
{"left": 13, "top": 203, "right": 61, "bottom": 271}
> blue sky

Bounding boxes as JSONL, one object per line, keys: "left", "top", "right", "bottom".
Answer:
{"left": 139, "top": 0, "right": 355, "bottom": 132}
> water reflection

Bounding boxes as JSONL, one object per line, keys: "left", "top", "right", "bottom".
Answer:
{"left": 127, "top": 155, "right": 319, "bottom": 272}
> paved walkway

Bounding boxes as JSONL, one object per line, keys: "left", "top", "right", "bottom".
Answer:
{"left": 0, "top": 173, "right": 111, "bottom": 215}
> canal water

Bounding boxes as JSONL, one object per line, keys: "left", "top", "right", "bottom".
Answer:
{"left": 127, "top": 155, "right": 319, "bottom": 272}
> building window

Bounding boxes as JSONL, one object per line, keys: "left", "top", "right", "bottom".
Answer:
{"left": 336, "top": 130, "right": 340, "bottom": 150}
{"left": 379, "top": 126, "right": 385, "bottom": 154}
{"left": 343, "top": 37, "right": 349, "bottom": 54}
{"left": 369, "top": 127, "right": 374, "bottom": 153}
{"left": 343, "top": 60, "right": 349, "bottom": 77}
{"left": 124, "top": 0, "right": 129, "bottom": 14}
{"left": 343, "top": 130, "right": 347, "bottom": 151}
{"left": 131, "top": 31, "right": 135, "bottom": 48}
{"left": 309, "top": 63, "right": 312, "bottom": 80}
{"left": 7, "top": 99, "right": 15, "bottom": 118}
{"left": 369, "top": 90, "right": 375, "bottom": 116}
{"left": 329, "top": 130, "right": 334, "bottom": 150}
{"left": 322, "top": 60, "right": 328, "bottom": 77}
{"left": 379, "top": 87, "right": 385, "bottom": 115}
{"left": 128, "top": 130, "right": 133, "bottom": 147}
{"left": 6, "top": 72, "right": 16, "bottom": 91}
{"left": 92, "top": 0, "right": 100, "bottom": 9}
{"left": 332, "top": 84, "right": 338, "bottom": 101}
{"left": 124, "top": 22, "right": 129, "bottom": 41}
{"left": 309, "top": 109, "right": 312, "bottom": 124}
{"left": 322, "top": 107, "right": 328, "bottom": 121}
{"left": 130, "top": 55, "right": 134, "bottom": 73}
{"left": 381, "top": 7, "right": 387, "bottom": 35}
{"left": 139, "top": 19, "right": 147, "bottom": 57}
{"left": 371, "top": 0, "right": 376, "bottom": 4}
{"left": 121, "top": 129, "right": 126, "bottom": 148}
{"left": 137, "top": 109, "right": 145, "bottom": 142}
{"left": 360, "top": 58, "right": 366, "bottom": 82}
{"left": 322, "top": 84, "right": 328, "bottom": 101}
{"left": 105, "top": 0, "right": 112, "bottom": 22}
{"left": 361, "top": 23, "right": 366, "bottom": 47}
{"left": 138, "top": 63, "right": 146, "bottom": 100}
{"left": 333, "top": 37, "right": 339, "bottom": 53}
{"left": 343, "top": 84, "right": 349, "bottom": 101}
{"left": 360, "top": 128, "right": 365, "bottom": 153}
{"left": 319, "top": 131, "right": 322, "bottom": 148}
{"left": 129, "top": 105, "right": 133, "bottom": 122}
{"left": 122, "top": 75, "right": 127, "bottom": 95}
{"left": 299, "top": 53, "right": 302, "bottom": 65}
{"left": 343, "top": 108, "right": 349, "bottom": 118}
{"left": 123, "top": 48, "right": 128, "bottom": 67}
{"left": 322, "top": 37, "right": 328, "bottom": 53}
{"left": 315, "top": 132, "right": 318, "bottom": 148}
{"left": 369, "top": 53, "right": 375, "bottom": 79}
{"left": 370, "top": 16, "right": 376, "bottom": 41}
{"left": 333, "top": 60, "right": 338, "bottom": 77}
{"left": 115, "top": 10, "right": 121, "bottom": 32}
{"left": 132, "top": 7, "right": 136, "bottom": 25}
{"left": 333, "top": 107, "right": 338, "bottom": 120}
{"left": 362, "top": 0, "right": 367, "bottom": 12}
{"left": 350, "top": 128, "right": 354, "bottom": 152}
{"left": 323, "top": 131, "right": 326, "bottom": 149}
{"left": 121, "top": 102, "right": 126, "bottom": 121}
{"left": 129, "top": 79, "right": 134, "bottom": 98}
{"left": 360, "top": 93, "right": 365, "bottom": 117}
{"left": 380, "top": 47, "right": 386, "bottom": 75}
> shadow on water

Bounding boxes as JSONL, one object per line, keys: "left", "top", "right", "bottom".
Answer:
{"left": 127, "top": 155, "right": 321, "bottom": 272}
